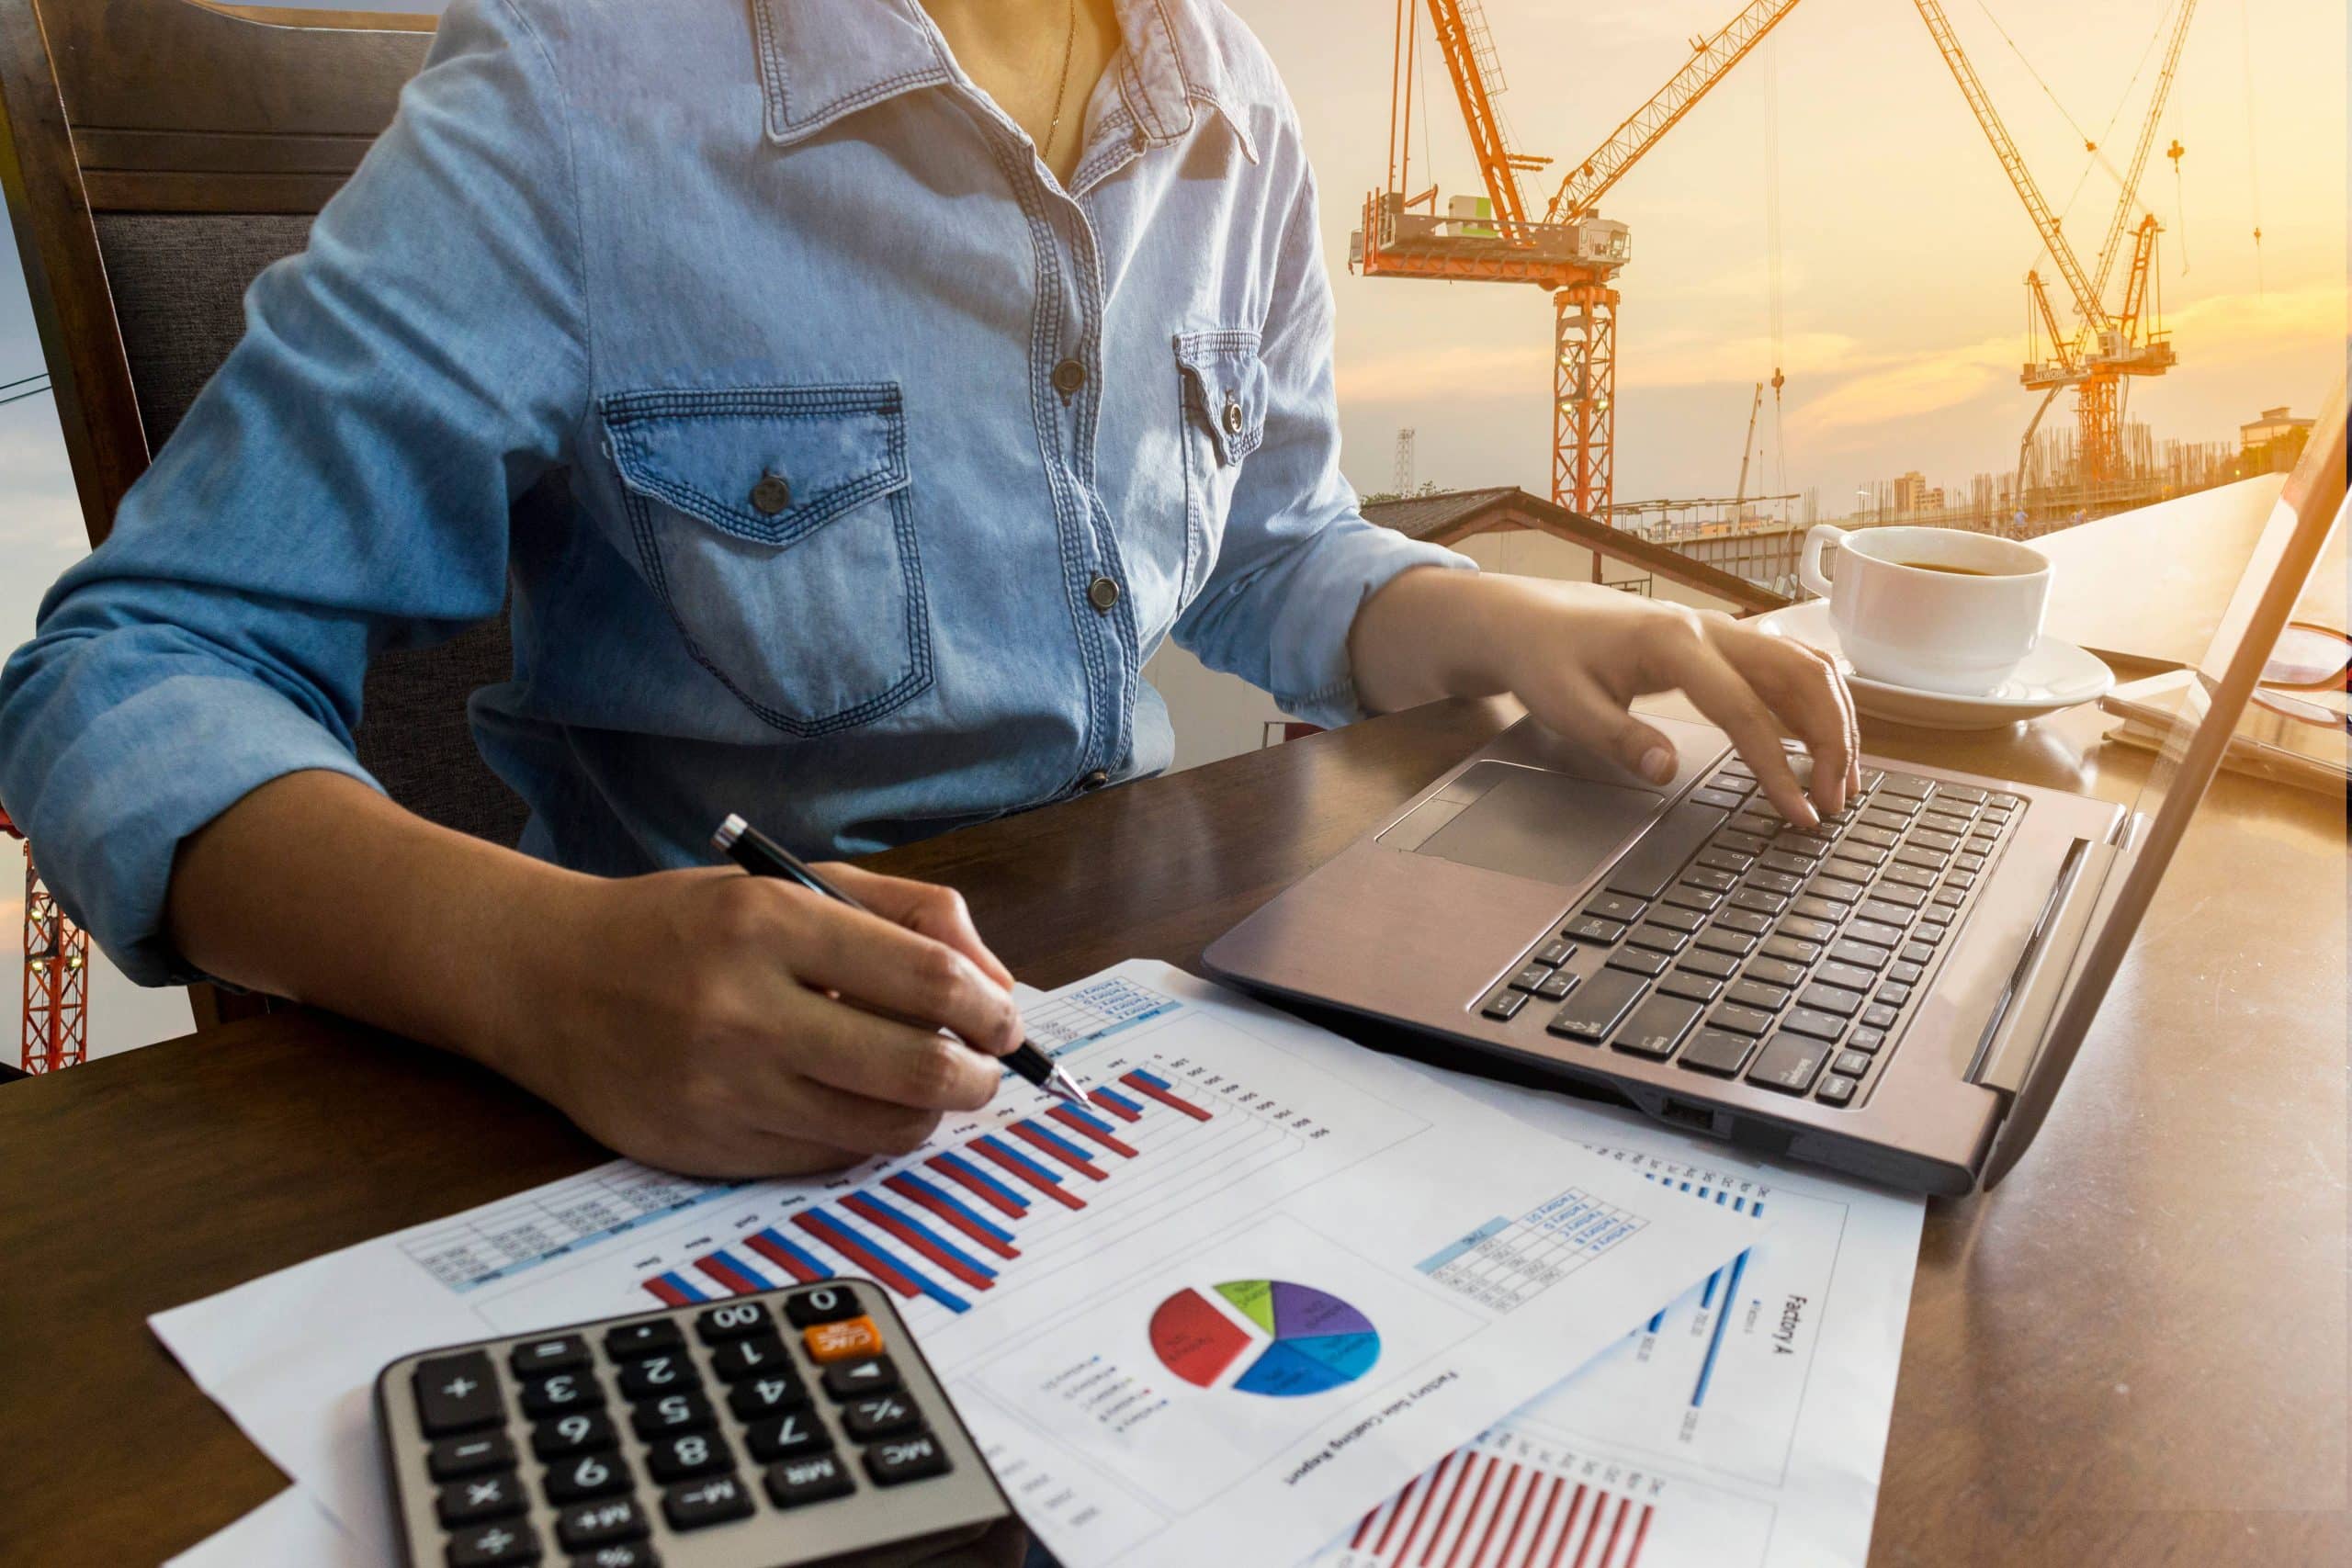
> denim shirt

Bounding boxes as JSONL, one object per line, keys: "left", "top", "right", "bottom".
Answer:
{"left": 0, "top": 0, "right": 1468, "bottom": 985}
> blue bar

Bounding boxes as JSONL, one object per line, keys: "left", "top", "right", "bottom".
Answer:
{"left": 975, "top": 1134, "right": 1064, "bottom": 1187}
{"left": 1125, "top": 1067, "right": 1175, "bottom": 1091}
{"left": 707, "top": 1247, "right": 772, "bottom": 1288}
{"left": 1051, "top": 1104, "right": 1118, "bottom": 1135}
{"left": 799, "top": 1212, "right": 970, "bottom": 1314}
{"left": 752, "top": 1226, "right": 833, "bottom": 1281}
{"left": 933, "top": 1151, "right": 1029, "bottom": 1213}
{"left": 891, "top": 1172, "right": 1016, "bottom": 1245}
{"left": 1753, "top": 1201, "right": 1765, "bottom": 1218}
{"left": 1645, "top": 1308, "right": 1665, "bottom": 1333}
{"left": 1715, "top": 1190, "right": 1728, "bottom": 1204}
{"left": 1679, "top": 1179, "right": 1692, "bottom": 1191}
{"left": 1691, "top": 1249, "right": 1750, "bottom": 1408}
{"left": 1732, "top": 1196, "right": 1747, "bottom": 1213}
{"left": 1697, "top": 1186, "right": 1711, "bottom": 1200}
{"left": 656, "top": 1270, "right": 707, "bottom": 1303}
{"left": 1092, "top": 1087, "right": 1145, "bottom": 1115}
{"left": 1700, "top": 1265, "right": 1722, "bottom": 1310}
{"left": 852, "top": 1191, "right": 996, "bottom": 1280}
{"left": 1015, "top": 1119, "right": 1096, "bottom": 1167}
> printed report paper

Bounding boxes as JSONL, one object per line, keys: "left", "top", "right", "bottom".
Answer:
{"left": 150, "top": 962, "right": 1751, "bottom": 1568}
{"left": 1311, "top": 1072, "right": 1925, "bottom": 1568}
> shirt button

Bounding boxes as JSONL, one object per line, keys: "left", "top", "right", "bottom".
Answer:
{"left": 1086, "top": 575, "right": 1121, "bottom": 612}
{"left": 750, "top": 472, "right": 792, "bottom": 514}
{"left": 1050, "top": 359, "right": 1087, "bottom": 395}
{"left": 1079, "top": 770, "right": 1110, "bottom": 792}
{"left": 1221, "top": 399, "right": 1245, "bottom": 436}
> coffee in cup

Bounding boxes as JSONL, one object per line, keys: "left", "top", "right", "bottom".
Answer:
{"left": 1797, "top": 525, "right": 2052, "bottom": 694}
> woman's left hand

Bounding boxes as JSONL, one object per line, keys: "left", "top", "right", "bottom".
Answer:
{"left": 1350, "top": 570, "right": 1861, "bottom": 828}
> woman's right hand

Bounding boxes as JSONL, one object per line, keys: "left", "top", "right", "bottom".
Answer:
{"left": 493, "top": 863, "right": 1026, "bottom": 1178}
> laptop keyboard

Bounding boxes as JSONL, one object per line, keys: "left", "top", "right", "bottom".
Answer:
{"left": 1475, "top": 759, "right": 2025, "bottom": 1108}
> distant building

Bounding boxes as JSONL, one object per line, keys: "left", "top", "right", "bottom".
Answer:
{"left": 1889, "top": 470, "right": 1930, "bottom": 513}
{"left": 2240, "top": 405, "right": 2313, "bottom": 474}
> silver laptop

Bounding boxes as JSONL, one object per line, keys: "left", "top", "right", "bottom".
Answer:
{"left": 1206, "top": 389, "right": 2346, "bottom": 1194}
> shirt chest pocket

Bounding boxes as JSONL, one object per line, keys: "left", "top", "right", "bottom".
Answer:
{"left": 1174, "top": 329, "right": 1268, "bottom": 606}
{"left": 603, "top": 385, "right": 933, "bottom": 737}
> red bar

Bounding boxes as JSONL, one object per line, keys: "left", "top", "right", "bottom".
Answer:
{"left": 1009, "top": 1121, "right": 1108, "bottom": 1180}
{"left": 1374, "top": 1472, "right": 1430, "bottom": 1561}
{"left": 1623, "top": 1505, "right": 1653, "bottom": 1568}
{"left": 884, "top": 1174, "right": 1020, "bottom": 1259}
{"left": 841, "top": 1194, "right": 995, "bottom": 1292}
{"left": 645, "top": 1276, "right": 694, "bottom": 1307}
{"left": 1464, "top": 1462, "right": 1522, "bottom": 1568}
{"left": 1504, "top": 1475, "right": 1560, "bottom": 1568}
{"left": 927, "top": 1156, "right": 1026, "bottom": 1218}
{"left": 1443, "top": 1455, "right": 1498, "bottom": 1568}
{"left": 694, "top": 1256, "right": 763, "bottom": 1296}
{"left": 790, "top": 1212, "right": 920, "bottom": 1297}
{"left": 1048, "top": 1104, "right": 1140, "bottom": 1158}
{"left": 1545, "top": 1485, "right": 1589, "bottom": 1568}
{"left": 1120, "top": 1070, "right": 1214, "bottom": 1121}
{"left": 743, "top": 1231, "right": 821, "bottom": 1284}
{"left": 974, "top": 1139, "right": 1086, "bottom": 1209}
{"left": 1421, "top": 1453, "right": 1484, "bottom": 1568}
{"left": 1351, "top": 1504, "right": 1383, "bottom": 1551}
{"left": 1391, "top": 1457, "right": 1453, "bottom": 1563}
{"left": 1575, "top": 1496, "right": 1624, "bottom": 1568}
{"left": 1087, "top": 1088, "right": 1143, "bottom": 1122}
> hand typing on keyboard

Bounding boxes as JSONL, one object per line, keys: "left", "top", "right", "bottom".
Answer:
{"left": 1348, "top": 572, "right": 1860, "bottom": 827}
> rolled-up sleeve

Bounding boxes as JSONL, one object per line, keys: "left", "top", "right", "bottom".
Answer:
{"left": 0, "top": 0, "right": 587, "bottom": 984}
{"left": 1170, "top": 153, "right": 1474, "bottom": 728}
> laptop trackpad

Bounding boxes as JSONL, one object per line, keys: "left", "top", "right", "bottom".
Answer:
{"left": 1392, "top": 762, "right": 1666, "bottom": 886}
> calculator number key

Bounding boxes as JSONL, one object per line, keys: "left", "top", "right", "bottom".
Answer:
{"left": 765, "top": 1451, "right": 857, "bottom": 1508}
{"left": 602, "top": 1319, "right": 684, "bottom": 1361}
{"left": 518, "top": 1371, "right": 603, "bottom": 1418}
{"left": 707, "top": 1332, "right": 790, "bottom": 1382}
{"left": 784, "top": 1284, "right": 865, "bottom": 1326}
{"left": 413, "top": 1350, "right": 503, "bottom": 1436}
{"left": 695, "top": 1301, "right": 771, "bottom": 1342}
{"left": 727, "top": 1373, "right": 808, "bottom": 1421}
{"left": 662, "top": 1472, "right": 755, "bottom": 1531}
{"left": 744, "top": 1407, "right": 832, "bottom": 1462}
{"left": 629, "top": 1391, "right": 715, "bottom": 1439}
{"left": 542, "top": 1449, "right": 631, "bottom": 1505}
{"left": 645, "top": 1429, "right": 733, "bottom": 1484}
{"left": 531, "top": 1410, "right": 616, "bottom": 1461}
{"left": 616, "top": 1352, "right": 698, "bottom": 1400}
{"left": 865, "top": 1430, "right": 952, "bottom": 1486}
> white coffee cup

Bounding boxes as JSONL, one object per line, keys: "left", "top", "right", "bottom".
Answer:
{"left": 1797, "top": 525, "right": 2052, "bottom": 694}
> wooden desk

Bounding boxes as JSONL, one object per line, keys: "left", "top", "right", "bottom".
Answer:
{"left": 0, "top": 696, "right": 2342, "bottom": 1565}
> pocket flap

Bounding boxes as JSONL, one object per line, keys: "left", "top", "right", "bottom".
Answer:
{"left": 1175, "top": 330, "right": 1268, "bottom": 465}
{"left": 603, "top": 384, "right": 909, "bottom": 547}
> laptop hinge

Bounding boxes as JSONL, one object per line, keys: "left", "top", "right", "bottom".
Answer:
{"left": 1966, "top": 838, "right": 2115, "bottom": 1096}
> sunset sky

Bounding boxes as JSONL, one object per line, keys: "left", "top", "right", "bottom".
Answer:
{"left": 0, "top": 0, "right": 2343, "bottom": 1054}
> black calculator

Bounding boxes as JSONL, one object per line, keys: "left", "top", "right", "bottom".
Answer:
{"left": 374, "top": 1278, "right": 1015, "bottom": 1567}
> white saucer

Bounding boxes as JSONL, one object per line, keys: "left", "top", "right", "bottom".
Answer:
{"left": 1752, "top": 601, "right": 2114, "bottom": 730}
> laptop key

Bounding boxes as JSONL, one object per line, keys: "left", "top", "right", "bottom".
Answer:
{"left": 1814, "top": 1073, "right": 1859, "bottom": 1107}
{"left": 1647, "top": 905, "right": 1704, "bottom": 933}
{"left": 1915, "top": 919, "right": 1951, "bottom": 943}
{"left": 1480, "top": 987, "right": 1531, "bottom": 1021}
{"left": 1891, "top": 845, "right": 1945, "bottom": 872}
{"left": 1716, "top": 829, "right": 1770, "bottom": 856}
{"left": 1797, "top": 983, "right": 1863, "bottom": 1017}
{"left": 1789, "top": 895, "right": 1843, "bottom": 923}
{"left": 1759, "top": 934, "right": 1821, "bottom": 964}
{"left": 1871, "top": 884, "right": 1928, "bottom": 910}
{"left": 1607, "top": 946, "right": 1670, "bottom": 977}
{"left": 1583, "top": 892, "right": 1648, "bottom": 924}
{"left": 1829, "top": 939, "right": 1889, "bottom": 969}
{"left": 1697, "top": 847, "right": 1753, "bottom": 874}
{"left": 1817, "top": 961, "right": 1877, "bottom": 994}
{"left": 1952, "top": 852, "right": 1987, "bottom": 874}
{"left": 1508, "top": 965, "right": 1553, "bottom": 992}
{"left": 1876, "top": 772, "right": 1936, "bottom": 800}
{"left": 1713, "top": 907, "right": 1771, "bottom": 935}
{"left": 1690, "top": 787, "right": 1749, "bottom": 811}
{"left": 1727, "top": 887, "right": 1786, "bottom": 916}
{"left": 1744, "top": 956, "right": 1805, "bottom": 988}
{"left": 1626, "top": 924, "right": 1688, "bottom": 954}
{"left": 1683, "top": 866, "right": 1738, "bottom": 893}
{"left": 1888, "top": 960, "right": 1925, "bottom": 984}
{"left": 1747, "top": 1032, "right": 1831, "bottom": 1093}
{"left": 1663, "top": 883, "right": 1723, "bottom": 912}
{"left": 1882, "top": 863, "right": 1937, "bottom": 891}
{"left": 1831, "top": 1049, "right": 1874, "bottom": 1078}
{"left": 1680, "top": 946, "right": 1740, "bottom": 977}
{"left": 1678, "top": 1029, "right": 1757, "bottom": 1077}
{"left": 1847, "top": 1026, "right": 1887, "bottom": 1053}
{"left": 1724, "top": 978, "right": 1788, "bottom": 1012}
{"left": 1534, "top": 969, "right": 1577, "bottom": 1000}
{"left": 1781, "top": 1008, "right": 1848, "bottom": 1042}
{"left": 1532, "top": 939, "right": 1577, "bottom": 967}
{"left": 1852, "top": 919, "right": 1906, "bottom": 948}
{"left": 1846, "top": 825, "right": 1900, "bottom": 851}
{"left": 1899, "top": 942, "right": 1934, "bottom": 965}
{"left": 1657, "top": 970, "right": 1723, "bottom": 1003}
{"left": 1830, "top": 841, "right": 1888, "bottom": 869}
{"left": 1745, "top": 870, "right": 1804, "bottom": 897}
{"left": 1563, "top": 915, "right": 1627, "bottom": 945}
{"left": 1606, "top": 802, "right": 1731, "bottom": 898}
{"left": 1778, "top": 915, "right": 1838, "bottom": 944}
{"left": 1612, "top": 995, "right": 1702, "bottom": 1060}
{"left": 1807, "top": 875, "right": 1866, "bottom": 905}
{"left": 1937, "top": 782, "right": 1988, "bottom": 805}
{"left": 1858, "top": 808, "right": 1913, "bottom": 833}
{"left": 1547, "top": 968, "right": 1650, "bottom": 1042}
{"left": 1861, "top": 1003, "right": 1900, "bottom": 1030}
{"left": 1907, "top": 829, "right": 1962, "bottom": 854}
{"left": 1857, "top": 897, "right": 1916, "bottom": 927}
{"left": 1710, "top": 1003, "right": 1775, "bottom": 1036}
{"left": 1931, "top": 886, "right": 1968, "bottom": 908}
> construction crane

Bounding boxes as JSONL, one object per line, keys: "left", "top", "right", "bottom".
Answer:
{"left": 1352, "top": 0, "right": 1806, "bottom": 523}
{"left": 0, "top": 805, "right": 88, "bottom": 1074}
{"left": 1914, "top": 0, "right": 2192, "bottom": 491}
{"left": 1733, "top": 381, "right": 1765, "bottom": 516}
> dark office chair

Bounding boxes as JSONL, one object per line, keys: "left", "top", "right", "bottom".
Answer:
{"left": 0, "top": 0, "right": 526, "bottom": 1027}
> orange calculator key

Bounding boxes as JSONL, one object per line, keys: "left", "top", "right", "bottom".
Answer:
{"left": 803, "top": 1315, "right": 885, "bottom": 1363}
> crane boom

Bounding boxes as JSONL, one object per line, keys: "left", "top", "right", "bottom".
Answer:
{"left": 1734, "top": 382, "right": 1763, "bottom": 508}
{"left": 1544, "top": 0, "right": 1808, "bottom": 224}
{"left": 1424, "top": 0, "right": 1540, "bottom": 234}
{"left": 2087, "top": 0, "right": 2199, "bottom": 309}
{"left": 1913, "top": 0, "right": 2109, "bottom": 332}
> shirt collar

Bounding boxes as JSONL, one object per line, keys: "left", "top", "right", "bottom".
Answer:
{"left": 751, "top": 0, "right": 1256, "bottom": 163}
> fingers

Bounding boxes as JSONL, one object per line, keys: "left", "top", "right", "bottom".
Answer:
{"left": 1723, "top": 629, "right": 1860, "bottom": 818}
{"left": 1670, "top": 642, "right": 1823, "bottom": 827}
{"left": 1521, "top": 671, "right": 1684, "bottom": 784}
{"left": 746, "top": 880, "right": 1023, "bottom": 1054}
{"left": 774, "top": 991, "right": 1005, "bottom": 1114}
{"left": 764, "top": 1074, "right": 950, "bottom": 1160}
{"left": 818, "top": 863, "right": 1019, "bottom": 991}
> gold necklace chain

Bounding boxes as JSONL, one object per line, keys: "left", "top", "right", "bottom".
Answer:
{"left": 1043, "top": 0, "right": 1079, "bottom": 164}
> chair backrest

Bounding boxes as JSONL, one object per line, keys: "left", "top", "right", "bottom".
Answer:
{"left": 0, "top": 0, "right": 528, "bottom": 851}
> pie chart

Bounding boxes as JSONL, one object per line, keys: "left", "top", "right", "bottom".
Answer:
{"left": 1148, "top": 1279, "right": 1381, "bottom": 1397}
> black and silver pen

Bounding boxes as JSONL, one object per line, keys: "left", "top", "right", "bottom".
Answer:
{"left": 710, "top": 813, "right": 1090, "bottom": 1108}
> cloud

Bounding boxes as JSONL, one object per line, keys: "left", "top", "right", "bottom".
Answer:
{"left": 2165, "top": 281, "right": 2347, "bottom": 368}
{"left": 1336, "top": 341, "right": 1548, "bottom": 404}
{"left": 1787, "top": 331, "right": 2018, "bottom": 439}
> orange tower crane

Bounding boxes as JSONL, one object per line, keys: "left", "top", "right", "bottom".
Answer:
{"left": 1352, "top": 0, "right": 1807, "bottom": 521}
{"left": 0, "top": 805, "right": 89, "bottom": 1073}
{"left": 1914, "top": 0, "right": 2193, "bottom": 490}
